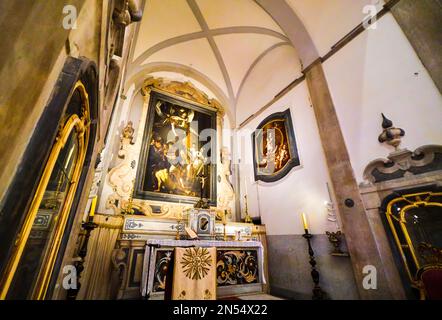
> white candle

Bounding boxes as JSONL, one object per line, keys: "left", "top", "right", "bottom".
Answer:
{"left": 301, "top": 213, "right": 309, "bottom": 232}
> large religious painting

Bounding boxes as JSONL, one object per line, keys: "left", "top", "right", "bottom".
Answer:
{"left": 252, "top": 109, "right": 300, "bottom": 182}
{"left": 135, "top": 91, "right": 217, "bottom": 205}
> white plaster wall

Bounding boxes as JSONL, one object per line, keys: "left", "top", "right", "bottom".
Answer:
{"left": 237, "top": 82, "right": 338, "bottom": 235}
{"left": 323, "top": 13, "right": 442, "bottom": 183}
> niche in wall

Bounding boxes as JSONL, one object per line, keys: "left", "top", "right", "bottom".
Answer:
{"left": 0, "top": 57, "right": 98, "bottom": 300}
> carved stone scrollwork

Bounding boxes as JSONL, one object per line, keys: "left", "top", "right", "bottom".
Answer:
{"left": 133, "top": 201, "right": 187, "bottom": 219}
{"left": 123, "top": 198, "right": 153, "bottom": 216}
{"left": 111, "top": 247, "right": 129, "bottom": 300}
{"left": 105, "top": 194, "right": 120, "bottom": 215}
{"left": 108, "top": 122, "right": 136, "bottom": 198}
{"left": 363, "top": 145, "right": 442, "bottom": 184}
{"left": 105, "top": 121, "right": 138, "bottom": 215}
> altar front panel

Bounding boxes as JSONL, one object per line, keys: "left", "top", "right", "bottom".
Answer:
{"left": 142, "top": 240, "right": 265, "bottom": 299}
{"left": 112, "top": 216, "right": 268, "bottom": 300}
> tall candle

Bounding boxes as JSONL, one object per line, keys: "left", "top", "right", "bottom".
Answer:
{"left": 301, "top": 213, "right": 309, "bottom": 232}
{"left": 89, "top": 196, "right": 97, "bottom": 217}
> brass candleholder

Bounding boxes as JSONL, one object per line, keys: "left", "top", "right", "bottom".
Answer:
{"left": 175, "top": 219, "right": 181, "bottom": 240}
{"left": 244, "top": 195, "right": 252, "bottom": 223}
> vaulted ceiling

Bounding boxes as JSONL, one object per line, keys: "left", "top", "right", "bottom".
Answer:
{"left": 126, "top": 0, "right": 385, "bottom": 126}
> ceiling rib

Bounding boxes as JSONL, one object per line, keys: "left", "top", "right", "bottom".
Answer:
{"left": 187, "top": 0, "right": 235, "bottom": 106}
{"left": 235, "top": 41, "right": 290, "bottom": 105}
{"left": 131, "top": 26, "right": 288, "bottom": 67}
{"left": 255, "top": 0, "right": 319, "bottom": 68}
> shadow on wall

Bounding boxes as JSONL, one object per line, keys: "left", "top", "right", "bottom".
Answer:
{"left": 267, "top": 234, "right": 359, "bottom": 300}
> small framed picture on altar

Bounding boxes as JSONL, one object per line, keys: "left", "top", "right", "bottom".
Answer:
{"left": 252, "top": 109, "right": 300, "bottom": 182}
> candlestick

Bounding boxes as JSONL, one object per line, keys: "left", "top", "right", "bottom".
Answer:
{"left": 67, "top": 217, "right": 98, "bottom": 300}
{"left": 244, "top": 194, "right": 252, "bottom": 223}
{"left": 301, "top": 213, "right": 309, "bottom": 232}
{"left": 302, "top": 230, "right": 327, "bottom": 300}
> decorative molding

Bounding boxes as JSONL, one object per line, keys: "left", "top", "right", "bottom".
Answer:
{"left": 142, "top": 77, "right": 224, "bottom": 116}
{"left": 378, "top": 113, "right": 405, "bottom": 150}
{"left": 363, "top": 145, "right": 442, "bottom": 184}
{"left": 126, "top": 62, "right": 234, "bottom": 123}
{"left": 107, "top": 122, "right": 136, "bottom": 198}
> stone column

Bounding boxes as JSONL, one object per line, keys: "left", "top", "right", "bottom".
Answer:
{"left": 304, "top": 60, "right": 404, "bottom": 299}
{"left": 388, "top": 0, "right": 442, "bottom": 93}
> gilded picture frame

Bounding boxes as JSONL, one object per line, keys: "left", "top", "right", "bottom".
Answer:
{"left": 135, "top": 91, "right": 217, "bottom": 205}
{"left": 251, "top": 109, "right": 300, "bottom": 182}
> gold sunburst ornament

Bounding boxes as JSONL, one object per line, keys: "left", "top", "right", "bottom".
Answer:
{"left": 180, "top": 247, "right": 213, "bottom": 280}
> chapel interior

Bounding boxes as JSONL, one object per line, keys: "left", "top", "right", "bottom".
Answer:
{"left": 0, "top": 0, "right": 441, "bottom": 301}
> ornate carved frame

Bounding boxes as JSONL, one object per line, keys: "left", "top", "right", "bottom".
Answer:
{"left": 134, "top": 78, "right": 219, "bottom": 206}
{"left": 251, "top": 109, "right": 300, "bottom": 183}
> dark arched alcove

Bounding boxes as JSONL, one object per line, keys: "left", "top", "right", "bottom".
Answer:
{"left": 0, "top": 57, "right": 98, "bottom": 299}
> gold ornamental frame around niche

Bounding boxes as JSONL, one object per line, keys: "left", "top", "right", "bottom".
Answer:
{"left": 0, "top": 81, "right": 90, "bottom": 300}
{"left": 385, "top": 192, "right": 442, "bottom": 288}
{"left": 141, "top": 77, "right": 225, "bottom": 117}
